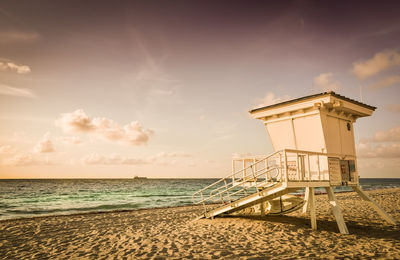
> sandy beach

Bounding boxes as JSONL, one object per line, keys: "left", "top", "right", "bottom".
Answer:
{"left": 1, "top": 188, "right": 400, "bottom": 259}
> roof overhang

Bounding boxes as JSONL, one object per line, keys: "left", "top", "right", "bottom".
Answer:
{"left": 249, "top": 92, "right": 376, "bottom": 120}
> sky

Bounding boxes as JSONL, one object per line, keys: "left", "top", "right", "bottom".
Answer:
{"left": 0, "top": 0, "right": 399, "bottom": 178}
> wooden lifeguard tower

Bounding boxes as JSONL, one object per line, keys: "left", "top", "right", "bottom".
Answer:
{"left": 192, "top": 91, "right": 397, "bottom": 234}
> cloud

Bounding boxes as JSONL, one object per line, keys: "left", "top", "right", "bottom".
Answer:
{"left": 4, "top": 153, "right": 54, "bottom": 166}
{"left": 215, "top": 134, "right": 234, "bottom": 141}
{"left": 357, "top": 159, "right": 386, "bottom": 169}
{"left": 358, "top": 126, "right": 400, "bottom": 159}
{"left": 154, "top": 152, "right": 192, "bottom": 158}
{"left": 0, "top": 84, "right": 36, "bottom": 98}
{"left": 372, "top": 126, "right": 400, "bottom": 142}
{"left": 120, "top": 33, "right": 181, "bottom": 107}
{"left": 352, "top": 49, "right": 400, "bottom": 80}
{"left": 55, "top": 109, "right": 154, "bottom": 146}
{"left": 313, "top": 73, "right": 342, "bottom": 92}
{"left": 132, "top": 60, "right": 178, "bottom": 93}
{"left": 34, "top": 133, "right": 55, "bottom": 153}
{"left": 58, "top": 136, "right": 82, "bottom": 145}
{"left": 82, "top": 151, "right": 190, "bottom": 165}
{"left": 232, "top": 152, "right": 256, "bottom": 158}
{"left": 82, "top": 153, "right": 149, "bottom": 165}
{"left": 358, "top": 142, "right": 400, "bottom": 158}
{"left": 254, "top": 92, "right": 291, "bottom": 108}
{"left": 0, "top": 61, "right": 31, "bottom": 74}
{"left": 0, "top": 145, "right": 16, "bottom": 154}
{"left": 368, "top": 75, "right": 400, "bottom": 90}
{"left": 55, "top": 109, "right": 93, "bottom": 132}
{"left": 385, "top": 104, "right": 400, "bottom": 113}
{"left": 0, "top": 31, "right": 40, "bottom": 43}
{"left": 124, "top": 63, "right": 180, "bottom": 107}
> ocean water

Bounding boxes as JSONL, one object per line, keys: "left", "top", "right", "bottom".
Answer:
{"left": 0, "top": 178, "right": 399, "bottom": 220}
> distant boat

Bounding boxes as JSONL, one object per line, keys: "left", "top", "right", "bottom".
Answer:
{"left": 133, "top": 176, "right": 147, "bottom": 180}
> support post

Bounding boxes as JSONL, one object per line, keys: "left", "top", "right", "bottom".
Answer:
{"left": 325, "top": 187, "right": 349, "bottom": 234}
{"left": 260, "top": 202, "right": 265, "bottom": 217}
{"left": 309, "top": 187, "right": 317, "bottom": 230}
{"left": 353, "top": 186, "right": 397, "bottom": 225}
{"left": 302, "top": 187, "right": 310, "bottom": 213}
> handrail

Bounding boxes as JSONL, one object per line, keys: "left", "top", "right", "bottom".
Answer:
{"left": 283, "top": 148, "right": 356, "bottom": 159}
{"left": 192, "top": 148, "right": 357, "bottom": 216}
{"left": 207, "top": 166, "right": 278, "bottom": 200}
{"left": 193, "top": 165, "right": 280, "bottom": 206}
{"left": 192, "top": 150, "right": 282, "bottom": 198}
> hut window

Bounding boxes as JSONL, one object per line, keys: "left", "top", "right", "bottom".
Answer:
{"left": 347, "top": 122, "right": 351, "bottom": 131}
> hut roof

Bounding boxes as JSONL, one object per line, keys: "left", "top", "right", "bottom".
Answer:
{"left": 249, "top": 91, "right": 376, "bottom": 114}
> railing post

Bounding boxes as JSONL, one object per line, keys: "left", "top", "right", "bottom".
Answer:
{"left": 296, "top": 153, "right": 300, "bottom": 181}
{"left": 219, "top": 191, "right": 224, "bottom": 204}
{"left": 223, "top": 178, "right": 231, "bottom": 203}
{"left": 307, "top": 154, "right": 311, "bottom": 180}
{"left": 253, "top": 158, "right": 256, "bottom": 175}
{"left": 279, "top": 153, "right": 282, "bottom": 181}
{"left": 251, "top": 164, "right": 260, "bottom": 195}
{"left": 242, "top": 179, "right": 247, "bottom": 195}
{"left": 200, "top": 191, "right": 206, "bottom": 214}
{"left": 232, "top": 159, "right": 235, "bottom": 184}
{"left": 284, "top": 150, "right": 288, "bottom": 183}
{"left": 242, "top": 160, "right": 245, "bottom": 181}
{"left": 241, "top": 167, "right": 248, "bottom": 195}
{"left": 317, "top": 155, "right": 321, "bottom": 181}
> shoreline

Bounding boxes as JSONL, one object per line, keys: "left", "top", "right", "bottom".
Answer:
{"left": 0, "top": 186, "right": 398, "bottom": 223}
{"left": 0, "top": 203, "right": 204, "bottom": 223}
{"left": 1, "top": 187, "right": 400, "bottom": 259}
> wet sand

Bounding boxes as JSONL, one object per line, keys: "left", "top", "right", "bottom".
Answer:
{"left": 1, "top": 188, "right": 400, "bottom": 259}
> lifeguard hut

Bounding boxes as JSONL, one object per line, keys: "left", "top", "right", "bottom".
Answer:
{"left": 192, "top": 92, "right": 397, "bottom": 234}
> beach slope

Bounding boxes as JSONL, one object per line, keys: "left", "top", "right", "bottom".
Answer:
{"left": 1, "top": 188, "right": 400, "bottom": 259}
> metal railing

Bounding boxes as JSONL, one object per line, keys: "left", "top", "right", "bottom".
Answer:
{"left": 192, "top": 151, "right": 283, "bottom": 214}
{"left": 192, "top": 149, "right": 357, "bottom": 215}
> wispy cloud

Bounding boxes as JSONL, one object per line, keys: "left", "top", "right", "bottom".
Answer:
{"left": 153, "top": 152, "right": 192, "bottom": 158}
{"left": 358, "top": 142, "right": 400, "bottom": 158}
{"left": 0, "top": 84, "right": 36, "bottom": 98}
{"left": 82, "top": 151, "right": 191, "bottom": 165}
{"left": 372, "top": 126, "right": 400, "bottom": 142}
{"left": 352, "top": 49, "right": 400, "bottom": 80}
{"left": 214, "top": 134, "right": 234, "bottom": 141}
{"left": 357, "top": 159, "right": 386, "bottom": 170}
{"left": 358, "top": 126, "right": 400, "bottom": 159}
{"left": 313, "top": 73, "right": 341, "bottom": 92}
{"left": 254, "top": 92, "right": 291, "bottom": 108}
{"left": 122, "top": 32, "right": 181, "bottom": 107}
{"left": 4, "top": 153, "right": 55, "bottom": 166}
{"left": 34, "top": 132, "right": 55, "bottom": 153}
{"left": 82, "top": 153, "right": 149, "bottom": 165}
{"left": 368, "top": 75, "right": 400, "bottom": 90}
{"left": 57, "top": 136, "right": 82, "bottom": 145}
{"left": 55, "top": 109, "right": 154, "bottom": 146}
{"left": 232, "top": 152, "right": 255, "bottom": 158}
{"left": 0, "top": 145, "right": 16, "bottom": 154}
{"left": 0, "top": 61, "right": 31, "bottom": 74}
{"left": 0, "top": 31, "right": 40, "bottom": 43}
{"left": 125, "top": 62, "right": 180, "bottom": 107}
